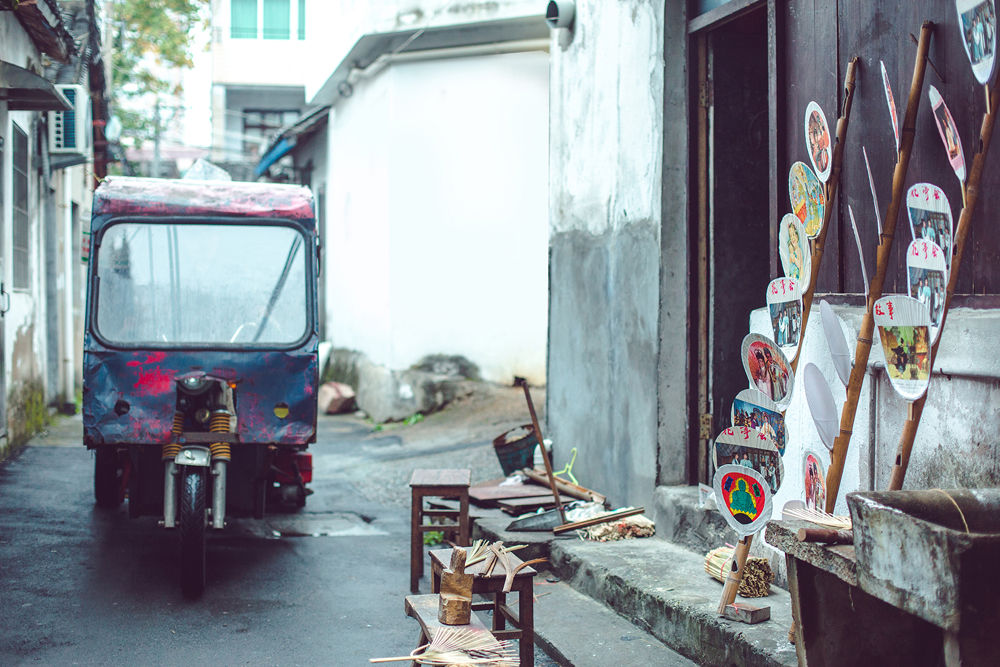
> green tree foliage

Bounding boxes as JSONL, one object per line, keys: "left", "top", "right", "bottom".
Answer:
{"left": 110, "top": 0, "right": 207, "bottom": 145}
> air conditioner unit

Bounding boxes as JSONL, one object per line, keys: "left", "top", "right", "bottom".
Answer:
{"left": 48, "top": 84, "right": 91, "bottom": 154}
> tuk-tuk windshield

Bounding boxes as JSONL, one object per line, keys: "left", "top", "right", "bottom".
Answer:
{"left": 95, "top": 222, "right": 309, "bottom": 346}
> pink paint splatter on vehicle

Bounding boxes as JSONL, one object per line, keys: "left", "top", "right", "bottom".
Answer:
{"left": 132, "top": 365, "right": 174, "bottom": 397}
{"left": 125, "top": 352, "right": 174, "bottom": 396}
{"left": 126, "top": 351, "right": 167, "bottom": 368}
{"left": 127, "top": 352, "right": 174, "bottom": 396}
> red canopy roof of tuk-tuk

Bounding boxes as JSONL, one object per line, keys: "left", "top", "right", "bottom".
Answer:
{"left": 92, "top": 177, "right": 315, "bottom": 224}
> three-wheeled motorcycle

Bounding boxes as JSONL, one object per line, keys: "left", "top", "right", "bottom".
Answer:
{"left": 83, "top": 176, "right": 319, "bottom": 597}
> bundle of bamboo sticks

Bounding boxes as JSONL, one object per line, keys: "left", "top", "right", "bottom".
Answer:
{"left": 704, "top": 546, "right": 773, "bottom": 598}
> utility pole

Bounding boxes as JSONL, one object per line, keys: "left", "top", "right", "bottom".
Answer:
{"left": 152, "top": 98, "right": 161, "bottom": 178}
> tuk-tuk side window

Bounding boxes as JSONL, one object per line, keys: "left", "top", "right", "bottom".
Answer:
{"left": 95, "top": 222, "right": 309, "bottom": 346}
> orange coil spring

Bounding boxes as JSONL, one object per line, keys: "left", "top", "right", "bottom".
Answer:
{"left": 162, "top": 412, "right": 185, "bottom": 460}
{"left": 209, "top": 411, "right": 232, "bottom": 461}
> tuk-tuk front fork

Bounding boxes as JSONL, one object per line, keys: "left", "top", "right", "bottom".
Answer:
{"left": 162, "top": 410, "right": 232, "bottom": 530}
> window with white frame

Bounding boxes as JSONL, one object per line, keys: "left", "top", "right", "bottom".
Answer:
{"left": 242, "top": 109, "right": 299, "bottom": 157}
{"left": 231, "top": 0, "right": 304, "bottom": 40}
{"left": 12, "top": 124, "right": 29, "bottom": 291}
{"left": 231, "top": 0, "right": 257, "bottom": 38}
{"left": 262, "top": 0, "right": 289, "bottom": 39}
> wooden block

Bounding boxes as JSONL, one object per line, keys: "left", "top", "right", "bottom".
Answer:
{"left": 438, "top": 547, "right": 472, "bottom": 625}
{"left": 440, "top": 570, "right": 473, "bottom": 598}
{"left": 723, "top": 603, "right": 771, "bottom": 624}
{"left": 438, "top": 593, "right": 472, "bottom": 625}
{"left": 450, "top": 547, "right": 467, "bottom": 572}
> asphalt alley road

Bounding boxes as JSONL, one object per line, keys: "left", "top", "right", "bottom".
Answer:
{"left": 0, "top": 412, "right": 556, "bottom": 665}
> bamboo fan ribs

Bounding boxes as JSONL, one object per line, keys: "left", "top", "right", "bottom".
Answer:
{"left": 465, "top": 540, "right": 526, "bottom": 566}
{"left": 783, "top": 507, "right": 852, "bottom": 530}
{"left": 370, "top": 627, "right": 518, "bottom": 665}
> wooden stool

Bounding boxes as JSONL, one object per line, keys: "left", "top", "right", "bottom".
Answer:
{"left": 410, "top": 469, "right": 471, "bottom": 593}
{"left": 430, "top": 547, "right": 538, "bottom": 666}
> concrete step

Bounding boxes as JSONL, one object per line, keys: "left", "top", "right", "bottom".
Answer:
{"left": 475, "top": 516, "right": 798, "bottom": 666}
{"left": 653, "top": 485, "right": 791, "bottom": 588}
{"left": 533, "top": 579, "right": 696, "bottom": 666}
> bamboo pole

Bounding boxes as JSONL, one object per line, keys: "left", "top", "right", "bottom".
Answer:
{"left": 887, "top": 80, "right": 1000, "bottom": 490}
{"left": 792, "top": 57, "right": 859, "bottom": 376}
{"left": 825, "top": 22, "right": 935, "bottom": 513}
{"left": 717, "top": 535, "right": 752, "bottom": 615}
{"left": 514, "top": 378, "right": 566, "bottom": 524}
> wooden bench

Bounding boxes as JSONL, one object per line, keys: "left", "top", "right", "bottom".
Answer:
{"left": 410, "top": 469, "right": 471, "bottom": 593}
{"left": 430, "top": 547, "right": 537, "bottom": 666}
{"left": 403, "top": 594, "right": 494, "bottom": 665}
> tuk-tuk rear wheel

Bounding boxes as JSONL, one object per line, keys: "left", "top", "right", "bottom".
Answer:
{"left": 94, "top": 448, "right": 122, "bottom": 509}
{"left": 179, "top": 467, "right": 207, "bottom": 598}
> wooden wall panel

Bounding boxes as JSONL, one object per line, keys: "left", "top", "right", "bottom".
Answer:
{"left": 778, "top": 0, "right": 842, "bottom": 292}
{"left": 776, "top": 1, "right": 1000, "bottom": 295}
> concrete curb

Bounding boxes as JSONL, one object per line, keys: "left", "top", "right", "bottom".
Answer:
{"left": 476, "top": 515, "right": 798, "bottom": 666}
{"left": 549, "top": 538, "right": 797, "bottom": 667}
{"left": 533, "top": 580, "right": 696, "bottom": 666}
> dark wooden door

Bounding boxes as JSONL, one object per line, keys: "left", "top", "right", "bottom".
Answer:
{"left": 694, "top": 8, "right": 771, "bottom": 482}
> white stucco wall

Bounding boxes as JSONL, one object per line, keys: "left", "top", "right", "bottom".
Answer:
{"left": 326, "top": 72, "right": 394, "bottom": 365}
{"left": 549, "top": 1, "right": 663, "bottom": 237}
{"left": 323, "top": 49, "right": 549, "bottom": 384}
{"left": 2, "top": 15, "right": 47, "bottom": 447}
{"left": 0, "top": 13, "right": 95, "bottom": 456}
{"left": 302, "top": 0, "right": 545, "bottom": 101}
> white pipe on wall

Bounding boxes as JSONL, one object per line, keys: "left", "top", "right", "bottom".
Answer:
{"left": 61, "top": 175, "right": 74, "bottom": 407}
{"left": 345, "top": 38, "right": 550, "bottom": 87}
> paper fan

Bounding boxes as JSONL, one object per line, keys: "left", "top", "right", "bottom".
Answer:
{"left": 874, "top": 296, "right": 932, "bottom": 401}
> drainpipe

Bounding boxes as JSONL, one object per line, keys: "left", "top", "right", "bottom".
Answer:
{"left": 61, "top": 178, "right": 75, "bottom": 411}
{"left": 43, "top": 132, "right": 61, "bottom": 405}
{"left": 867, "top": 365, "right": 879, "bottom": 491}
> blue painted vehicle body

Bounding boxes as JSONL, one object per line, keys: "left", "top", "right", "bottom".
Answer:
{"left": 83, "top": 177, "right": 319, "bottom": 519}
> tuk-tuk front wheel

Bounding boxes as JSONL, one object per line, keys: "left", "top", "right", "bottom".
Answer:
{"left": 94, "top": 448, "right": 123, "bottom": 509}
{"left": 178, "top": 466, "right": 207, "bottom": 598}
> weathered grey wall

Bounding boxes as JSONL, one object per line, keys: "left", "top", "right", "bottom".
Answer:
{"left": 547, "top": 0, "right": 667, "bottom": 508}
{"left": 870, "top": 308, "right": 1000, "bottom": 491}
{"left": 657, "top": 0, "right": 691, "bottom": 485}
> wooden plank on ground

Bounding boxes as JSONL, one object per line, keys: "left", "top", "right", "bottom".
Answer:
{"left": 469, "top": 483, "right": 552, "bottom": 507}
{"left": 498, "top": 494, "right": 575, "bottom": 515}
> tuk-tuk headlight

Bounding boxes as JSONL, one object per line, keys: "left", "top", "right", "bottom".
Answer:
{"left": 182, "top": 376, "right": 207, "bottom": 390}
{"left": 178, "top": 374, "right": 210, "bottom": 394}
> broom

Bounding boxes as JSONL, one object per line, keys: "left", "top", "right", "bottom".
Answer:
{"left": 705, "top": 546, "right": 773, "bottom": 598}
{"left": 370, "top": 627, "right": 518, "bottom": 665}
